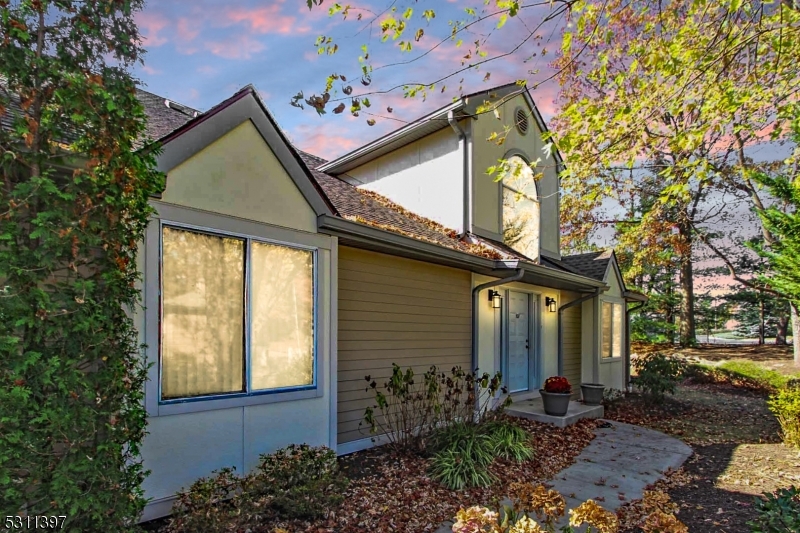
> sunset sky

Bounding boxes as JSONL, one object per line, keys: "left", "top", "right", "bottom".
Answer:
{"left": 132, "top": 0, "right": 566, "bottom": 160}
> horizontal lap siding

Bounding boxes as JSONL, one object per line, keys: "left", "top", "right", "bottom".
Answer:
{"left": 337, "top": 247, "right": 472, "bottom": 444}
{"left": 561, "top": 291, "right": 583, "bottom": 388}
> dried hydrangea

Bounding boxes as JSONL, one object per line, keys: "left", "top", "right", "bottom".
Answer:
{"left": 569, "top": 499, "right": 619, "bottom": 533}
{"left": 509, "top": 483, "right": 566, "bottom": 520}
{"left": 452, "top": 506, "right": 499, "bottom": 533}
{"left": 508, "top": 516, "right": 545, "bottom": 533}
{"left": 642, "top": 510, "right": 688, "bottom": 533}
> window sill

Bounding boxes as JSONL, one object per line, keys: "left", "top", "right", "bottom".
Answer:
{"left": 151, "top": 386, "right": 322, "bottom": 417}
{"left": 600, "top": 357, "right": 623, "bottom": 364}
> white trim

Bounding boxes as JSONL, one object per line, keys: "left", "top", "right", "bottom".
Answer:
{"left": 328, "top": 238, "right": 339, "bottom": 452}
{"left": 318, "top": 102, "right": 464, "bottom": 173}
{"left": 140, "top": 495, "right": 176, "bottom": 522}
{"left": 336, "top": 433, "right": 392, "bottom": 456}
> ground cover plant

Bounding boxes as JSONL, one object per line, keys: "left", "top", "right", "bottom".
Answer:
{"left": 610, "top": 344, "right": 800, "bottom": 532}
{"left": 748, "top": 485, "right": 800, "bottom": 533}
{"left": 428, "top": 418, "right": 534, "bottom": 490}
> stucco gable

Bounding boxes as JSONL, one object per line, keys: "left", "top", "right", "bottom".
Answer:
{"left": 155, "top": 87, "right": 333, "bottom": 220}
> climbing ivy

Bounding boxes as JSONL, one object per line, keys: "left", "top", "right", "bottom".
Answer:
{"left": 0, "top": 1, "right": 162, "bottom": 530}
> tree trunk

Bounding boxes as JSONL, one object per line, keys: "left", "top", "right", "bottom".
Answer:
{"left": 759, "top": 296, "right": 766, "bottom": 345}
{"left": 678, "top": 223, "right": 696, "bottom": 347}
{"left": 776, "top": 315, "right": 789, "bottom": 345}
{"left": 792, "top": 303, "right": 800, "bottom": 367}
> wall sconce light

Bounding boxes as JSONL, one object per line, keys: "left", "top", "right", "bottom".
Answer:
{"left": 545, "top": 296, "right": 557, "bottom": 313}
{"left": 488, "top": 290, "right": 502, "bottom": 309}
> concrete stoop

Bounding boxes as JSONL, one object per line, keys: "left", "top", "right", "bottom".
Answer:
{"left": 506, "top": 398, "right": 604, "bottom": 427}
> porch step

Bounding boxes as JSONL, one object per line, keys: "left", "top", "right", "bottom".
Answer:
{"left": 506, "top": 399, "right": 603, "bottom": 428}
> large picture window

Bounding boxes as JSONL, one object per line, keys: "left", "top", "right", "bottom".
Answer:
{"left": 160, "top": 225, "right": 315, "bottom": 402}
{"left": 601, "top": 301, "right": 624, "bottom": 359}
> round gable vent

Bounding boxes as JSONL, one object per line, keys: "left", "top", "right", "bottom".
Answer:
{"left": 515, "top": 107, "right": 529, "bottom": 135}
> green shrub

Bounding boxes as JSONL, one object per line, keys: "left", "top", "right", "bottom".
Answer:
{"left": 749, "top": 485, "right": 800, "bottom": 532}
{"left": 362, "top": 364, "right": 509, "bottom": 452}
{"left": 255, "top": 444, "right": 348, "bottom": 519}
{"left": 768, "top": 387, "right": 800, "bottom": 448}
{"left": 428, "top": 419, "right": 533, "bottom": 490}
{"left": 632, "top": 352, "right": 685, "bottom": 404}
{"left": 168, "top": 467, "right": 245, "bottom": 533}
{"left": 168, "top": 445, "right": 348, "bottom": 531}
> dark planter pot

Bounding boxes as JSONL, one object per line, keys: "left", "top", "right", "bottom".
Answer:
{"left": 581, "top": 383, "right": 605, "bottom": 406}
{"left": 539, "top": 390, "right": 571, "bottom": 416}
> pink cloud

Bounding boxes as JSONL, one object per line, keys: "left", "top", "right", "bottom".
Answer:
{"left": 136, "top": 12, "right": 169, "bottom": 47}
{"left": 204, "top": 35, "right": 266, "bottom": 60}
{"left": 224, "top": 5, "right": 299, "bottom": 35}
{"left": 177, "top": 18, "right": 200, "bottom": 42}
{"left": 296, "top": 131, "right": 365, "bottom": 160}
{"left": 196, "top": 65, "right": 217, "bottom": 75}
{"left": 141, "top": 64, "right": 161, "bottom": 75}
{"left": 303, "top": 50, "right": 319, "bottom": 62}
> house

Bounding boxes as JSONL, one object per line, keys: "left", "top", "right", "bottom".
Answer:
{"left": 2, "top": 80, "right": 644, "bottom": 520}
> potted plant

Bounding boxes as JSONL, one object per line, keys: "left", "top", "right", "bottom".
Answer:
{"left": 540, "top": 376, "right": 572, "bottom": 416}
{"left": 580, "top": 383, "right": 605, "bottom": 406}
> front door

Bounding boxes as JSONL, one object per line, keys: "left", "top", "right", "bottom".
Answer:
{"left": 507, "top": 291, "right": 530, "bottom": 393}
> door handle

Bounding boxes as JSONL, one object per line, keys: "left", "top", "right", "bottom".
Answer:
{"left": 525, "top": 340, "right": 529, "bottom": 349}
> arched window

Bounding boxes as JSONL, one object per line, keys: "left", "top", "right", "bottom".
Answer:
{"left": 502, "top": 155, "right": 540, "bottom": 259}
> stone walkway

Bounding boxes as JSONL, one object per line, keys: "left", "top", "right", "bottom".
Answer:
{"left": 435, "top": 420, "right": 693, "bottom": 532}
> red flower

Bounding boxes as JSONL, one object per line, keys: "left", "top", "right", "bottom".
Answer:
{"left": 543, "top": 376, "right": 572, "bottom": 394}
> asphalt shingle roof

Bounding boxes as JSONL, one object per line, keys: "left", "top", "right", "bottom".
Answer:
{"left": 137, "top": 88, "right": 199, "bottom": 143}
{"left": 559, "top": 250, "right": 614, "bottom": 282}
{"left": 298, "top": 150, "right": 511, "bottom": 260}
{"left": 1, "top": 80, "right": 198, "bottom": 147}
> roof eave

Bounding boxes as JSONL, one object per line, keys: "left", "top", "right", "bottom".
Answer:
{"left": 624, "top": 290, "right": 649, "bottom": 303}
{"left": 317, "top": 100, "right": 466, "bottom": 174}
{"left": 318, "top": 214, "right": 505, "bottom": 271}
{"left": 318, "top": 214, "right": 606, "bottom": 291}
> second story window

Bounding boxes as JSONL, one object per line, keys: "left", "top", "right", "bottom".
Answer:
{"left": 502, "top": 155, "right": 540, "bottom": 259}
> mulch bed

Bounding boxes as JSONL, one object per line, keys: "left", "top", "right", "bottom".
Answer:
{"left": 266, "top": 417, "right": 598, "bottom": 533}
{"left": 607, "top": 382, "right": 800, "bottom": 533}
{"left": 144, "top": 416, "right": 598, "bottom": 533}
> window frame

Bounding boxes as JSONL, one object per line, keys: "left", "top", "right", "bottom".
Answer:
{"left": 600, "top": 298, "right": 624, "bottom": 361}
{"left": 142, "top": 202, "right": 330, "bottom": 417}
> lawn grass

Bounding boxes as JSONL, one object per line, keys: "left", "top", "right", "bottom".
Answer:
{"left": 686, "top": 359, "right": 800, "bottom": 393}
{"left": 717, "top": 360, "right": 798, "bottom": 389}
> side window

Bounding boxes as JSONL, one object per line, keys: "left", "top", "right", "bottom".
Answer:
{"left": 502, "top": 155, "right": 540, "bottom": 259}
{"left": 601, "top": 301, "right": 624, "bottom": 359}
